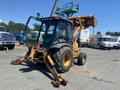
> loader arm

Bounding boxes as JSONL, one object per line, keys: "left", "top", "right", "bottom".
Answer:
{"left": 68, "top": 15, "right": 97, "bottom": 57}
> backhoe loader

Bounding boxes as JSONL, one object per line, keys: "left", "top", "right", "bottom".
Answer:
{"left": 11, "top": 15, "right": 96, "bottom": 87}
{"left": 11, "top": 0, "right": 96, "bottom": 87}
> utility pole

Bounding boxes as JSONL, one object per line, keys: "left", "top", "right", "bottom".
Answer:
{"left": 50, "top": 0, "right": 59, "bottom": 16}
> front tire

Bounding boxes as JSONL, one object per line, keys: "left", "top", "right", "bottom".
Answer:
{"left": 77, "top": 52, "right": 87, "bottom": 65}
{"left": 99, "top": 45, "right": 104, "bottom": 50}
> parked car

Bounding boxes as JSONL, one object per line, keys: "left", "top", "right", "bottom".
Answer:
{"left": 111, "top": 36, "right": 120, "bottom": 49}
{"left": 117, "top": 36, "right": 120, "bottom": 49}
{"left": 0, "top": 28, "right": 16, "bottom": 49}
{"left": 14, "top": 30, "right": 25, "bottom": 45}
{"left": 111, "top": 37, "right": 118, "bottom": 49}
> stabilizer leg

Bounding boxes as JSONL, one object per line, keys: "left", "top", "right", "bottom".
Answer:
{"left": 45, "top": 54, "right": 67, "bottom": 87}
{"left": 11, "top": 46, "right": 35, "bottom": 65}
{"left": 11, "top": 56, "right": 25, "bottom": 65}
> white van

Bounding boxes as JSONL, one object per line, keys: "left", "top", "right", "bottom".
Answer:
{"left": 111, "top": 36, "right": 120, "bottom": 49}
{"left": 89, "top": 35, "right": 113, "bottom": 49}
{"left": 117, "top": 36, "right": 120, "bottom": 49}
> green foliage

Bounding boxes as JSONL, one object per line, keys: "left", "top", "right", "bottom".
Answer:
{"left": 0, "top": 21, "right": 28, "bottom": 33}
{"left": 0, "top": 22, "right": 8, "bottom": 30}
{"left": 106, "top": 31, "right": 120, "bottom": 36}
{"left": 97, "top": 31, "right": 101, "bottom": 35}
{"left": 33, "top": 23, "right": 40, "bottom": 31}
{"left": 7, "top": 21, "right": 26, "bottom": 32}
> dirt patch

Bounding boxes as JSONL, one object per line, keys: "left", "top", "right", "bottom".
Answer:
{"left": 112, "top": 59, "right": 120, "bottom": 62}
{"left": 71, "top": 67, "right": 115, "bottom": 85}
{"left": 71, "top": 67, "right": 96, "bottom": 78}
{"left": 15, "top": 46, "right": 26, "bottom": 50}
{"left": 92, "top": 76, "right": 115, "bottom": 84}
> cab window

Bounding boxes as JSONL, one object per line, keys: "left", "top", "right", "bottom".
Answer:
{"left": 57, "top": 21, "right": 67, "bottom": 42}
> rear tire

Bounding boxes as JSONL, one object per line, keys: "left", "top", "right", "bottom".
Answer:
{"left": 100, "top": 45, "right": 104, "bottom": 50}
{"left": 77, "top": 52, "right": 86, "bottom": 65}
{"left": 53, "top": 47, "right": 73, "bottom": 73}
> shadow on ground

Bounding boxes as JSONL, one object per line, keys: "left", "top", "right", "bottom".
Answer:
{"left": 0, "top": 47, "right": 7, "bottom": 51}
{"left": 19, "top": 61, "right": 53, "bottom": 80}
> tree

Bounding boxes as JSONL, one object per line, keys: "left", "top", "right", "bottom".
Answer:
{"left": 0, "top": 22, "right": 8, "bottom": 31}
{"left": 106, "top": 31, "right": 111, "bottom": 35}
{"left": 7, "top": 21, "right": 16, "bottom": 32}
{"left": 33, "top": 23, "right": 40, "bottom": 31}
{"left": 106, "top": 31, "right": 120, "bottom": 36}
{"left": 15, "top": 23, "right": 25, "bottom": 31}
{"left": 97, "top": 31, "right": 101, "bottom": 35}
{"left": 7, "top": 21, "right": 26, "bottom": 32}
{"left": 0, "top": 20, "right": 32, "bottom": 33}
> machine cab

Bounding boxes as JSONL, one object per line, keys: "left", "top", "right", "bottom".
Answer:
{"left": 25, "top": 16, "right": 73, "bottom": 49}
{"left": 40, "top": 17, "right": 73, "bottom": 48}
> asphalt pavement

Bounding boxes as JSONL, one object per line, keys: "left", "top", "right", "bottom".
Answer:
{"left": 0, "top": 46, "right": 120, "bottom": 90}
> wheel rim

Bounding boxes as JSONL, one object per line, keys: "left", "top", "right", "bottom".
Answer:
{"left": 82, "top": 58, "right": 86, "bottom": 64}
{"left": 63, "top": 54, "right": 71, "bottom": 67}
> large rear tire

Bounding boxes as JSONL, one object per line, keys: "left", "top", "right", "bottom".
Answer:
{"left": 53, "top": 47, "right": 73, "bottom": 73}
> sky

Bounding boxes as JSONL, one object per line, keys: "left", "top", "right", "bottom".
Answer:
{"left": 0, "top": 0, "right": 120, "bottom": 34}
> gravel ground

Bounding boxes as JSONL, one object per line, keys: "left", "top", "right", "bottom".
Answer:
{"left": 0, "top": 46, "right": 120, "bottom": 90}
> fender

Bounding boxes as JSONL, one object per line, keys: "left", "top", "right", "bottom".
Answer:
{"left": 49, "top": 43, "right": 72, "bottom": 49}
